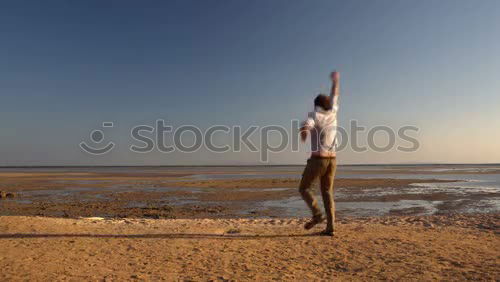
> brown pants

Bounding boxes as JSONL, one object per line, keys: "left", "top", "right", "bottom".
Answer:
{"left": 299, "top": 157, "right": 337, "bottom": 231}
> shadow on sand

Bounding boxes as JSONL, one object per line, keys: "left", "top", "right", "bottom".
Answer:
{"left": 0, "top": 233, "right": 323, "bottom": 240}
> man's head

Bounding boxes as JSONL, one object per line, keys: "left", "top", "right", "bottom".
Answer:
{"left": 314, "top": 94, "right": 332, "bottom": 111}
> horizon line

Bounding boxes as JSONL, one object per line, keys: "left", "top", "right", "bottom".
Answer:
{"left": 0, "top": 162, "right": 499, "bottom": 168}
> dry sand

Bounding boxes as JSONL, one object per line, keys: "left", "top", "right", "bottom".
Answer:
{"left": 0, "top": 214, "right": 498, "bottom": 281}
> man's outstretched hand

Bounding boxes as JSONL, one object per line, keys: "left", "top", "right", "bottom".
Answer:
{"left": 329, "top": 71, "right": 340, "bottom": 102}
{"left": 330, "top": 71, "right": 340, "bottom": 83}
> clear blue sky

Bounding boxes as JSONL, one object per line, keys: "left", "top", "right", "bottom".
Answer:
{"left": 1, "top": 0, "right": 499, "bottom": 165}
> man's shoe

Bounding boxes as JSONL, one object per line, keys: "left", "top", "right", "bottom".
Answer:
{"left": 304, "top": 215, "right": 325, "bottom": 230}
{"left": 319, "top": 229, "right": 335, "bottom": 237}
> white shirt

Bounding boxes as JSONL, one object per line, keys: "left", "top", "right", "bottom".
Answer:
{"left": 303, "top": 103, "right": 339, "bottom": 155}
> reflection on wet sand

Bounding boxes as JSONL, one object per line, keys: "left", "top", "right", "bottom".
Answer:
{"left": 1, "top": 165, "right": 499, "bottom": 218}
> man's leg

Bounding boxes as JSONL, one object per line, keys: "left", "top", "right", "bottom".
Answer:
{"left": 319, "top": 158, "right": 337, "bottom": 235}
{"left": 299, "top": 158, "right": 325, "bottom": 229}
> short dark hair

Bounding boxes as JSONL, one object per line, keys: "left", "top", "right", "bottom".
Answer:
{"left": 314, "top": 94, "right": 332, "bottom": 111}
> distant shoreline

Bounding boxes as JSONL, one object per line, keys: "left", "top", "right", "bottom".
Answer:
{"left": 1, "top": 163, "right": 500, "bottom": 168}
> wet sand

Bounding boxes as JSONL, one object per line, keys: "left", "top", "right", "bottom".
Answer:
{"left": 0, "top": 215, "right": 498, "bottom": 281}
{"left": 0, "top": 175, "right": 461, "bottom": 218}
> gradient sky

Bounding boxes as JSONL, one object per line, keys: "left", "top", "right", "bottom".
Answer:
{"left": 1, "top": 0, "right": 499, "bottom": 165}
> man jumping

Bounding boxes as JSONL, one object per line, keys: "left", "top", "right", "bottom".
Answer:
{"left": 299, "top": 71, "right": 340, "bottom": 236}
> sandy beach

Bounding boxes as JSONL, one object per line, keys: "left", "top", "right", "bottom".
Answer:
{"left": 0, "top": 167, "right": 499, "bottom": 280}
{"left": 0, "top": 214, "right": 498, "bottom": 281}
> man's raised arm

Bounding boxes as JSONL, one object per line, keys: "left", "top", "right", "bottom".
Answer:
{"left": 329, "top": 71, "right": 340, "bottom": 106}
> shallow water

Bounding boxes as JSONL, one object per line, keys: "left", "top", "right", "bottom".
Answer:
{"left": 260, "top": 197, "right": 444, "bottom": 217}
{"left": 1, "top": 164, "right": 499, "bottom": 217}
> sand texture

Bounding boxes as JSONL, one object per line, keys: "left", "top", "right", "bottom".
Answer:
{"left": 0, "top": 214, "right": 498, "bottom": 281}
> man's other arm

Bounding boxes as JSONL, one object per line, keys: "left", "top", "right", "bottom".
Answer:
{"left": 300, "top": 116, "right": 315, "bottom": 142}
